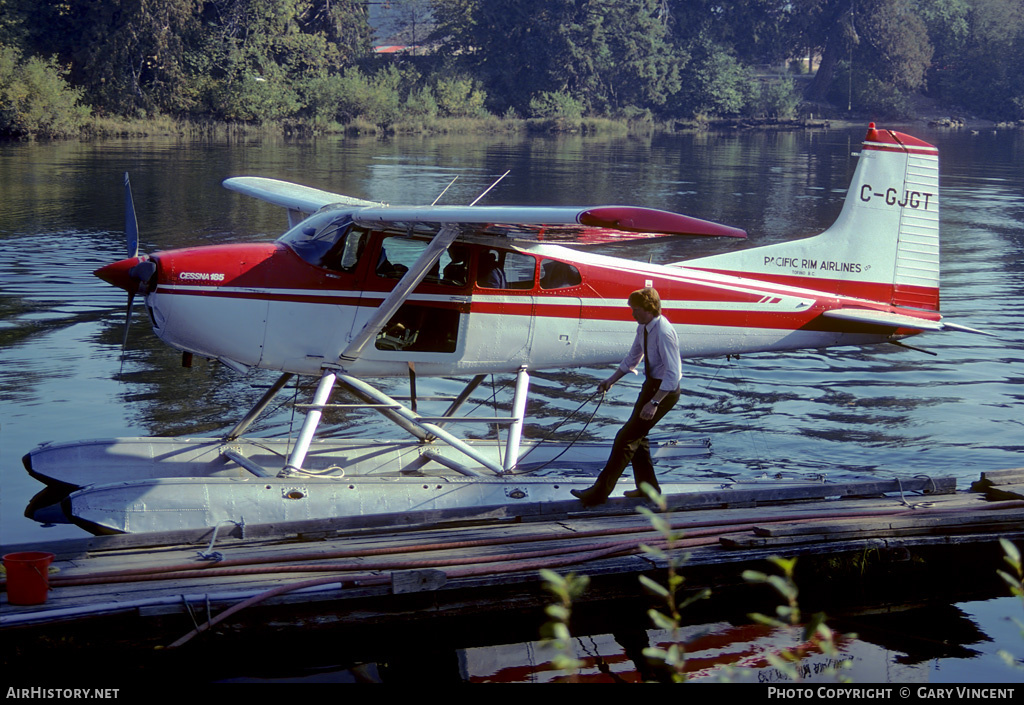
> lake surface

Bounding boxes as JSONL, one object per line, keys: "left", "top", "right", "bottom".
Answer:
{"left": 1, "top": 124, "right": 1022, "bottom": 683}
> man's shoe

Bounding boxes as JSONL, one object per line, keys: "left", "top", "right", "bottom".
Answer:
{"left": 624, "top": 487, "right": 659, "bottom": 498}
{"left": 570, "top": 486, "right": 606, "bottom": 507}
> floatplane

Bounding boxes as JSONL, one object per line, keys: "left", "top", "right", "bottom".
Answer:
{"left": 23, "top": 125, "right": 987, "bottom": 535}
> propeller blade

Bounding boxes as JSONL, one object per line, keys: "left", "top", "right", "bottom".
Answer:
{"left": 121, "top": 290, "right": 136, "bottom": 351}
{"left": 124, "top": 172, "right": 139, "bottom": 259}
{"left": 117, "top": 260, "right": 156, "bottom": 358}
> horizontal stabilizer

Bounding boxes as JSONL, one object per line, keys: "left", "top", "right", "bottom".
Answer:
{"left": 822, "top": 308, "right": 943, "bottom": 331}
{"left": 823, "top": 308, "right": 992, "bottom": 336}
{"left": 937, "top": 321, "right": 996, "bottom": 337}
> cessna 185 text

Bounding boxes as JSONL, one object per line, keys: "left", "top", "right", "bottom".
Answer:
{"left": 22, "top": 125, "right": 989, "bottom": 535}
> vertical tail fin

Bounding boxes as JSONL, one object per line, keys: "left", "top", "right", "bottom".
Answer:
{"left": 682, "top": 125, "right": 941, "bottom": 311}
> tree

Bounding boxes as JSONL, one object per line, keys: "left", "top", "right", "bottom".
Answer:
{"left": 930, "top": 0, "right": 1024, "bottom": 119}
{"left": 793, "top": 0, "right": 859, "bottom": 104}
{"left": 670, "top": 36, "right": 756, "bottom": 117}
{"left": 793, "top": 0, "right": 934, "bottom": 115}
{"left": 377, "top": 0, "right": 434, "bottom": 51}
{"left": 855, "top": 0, "right": 933, "bottom": 92}
{"left": 0, "top": 43, "right": 91, "bottom": 137}
{"left": 434, "top": 0, "right": 681, "bottom": 116}
{"left": 194, "top": 0, "right": 373, "bottom": 122}
{"left": 299, "top": 0, "right": 373, "bottom": 63}
{"left": 590, "top": 0, "right": 681, "bottom": 113}
{"left": 31, "top": 0, "right": 201, "bottom": 116}
{"left": 666, "top": 0, "right": 796, "bottom": 66}
{"left": 0, "top": 0, "right": 31, "bottom": 50}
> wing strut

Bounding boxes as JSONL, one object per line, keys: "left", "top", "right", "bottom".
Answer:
{"left": 224, "top": 372, "right": 295, "bottom": 441}
{"left": 339, "top": 223, "right": 461, "bottom": 363}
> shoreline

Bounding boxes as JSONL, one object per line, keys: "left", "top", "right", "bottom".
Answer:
{"left": 5, "top": 111, "right": 1019, "bottom": 143}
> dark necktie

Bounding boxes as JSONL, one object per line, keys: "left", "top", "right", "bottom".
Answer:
{"left": 644, "top": 325, "right": 651, "bottom": 378}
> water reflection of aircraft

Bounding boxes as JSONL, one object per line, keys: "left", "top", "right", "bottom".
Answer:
{"left": 24, "top": 125, "right": 988, "bottom": 534}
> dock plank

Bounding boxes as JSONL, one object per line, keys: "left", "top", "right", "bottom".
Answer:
{"left": 4, "top": 474, "right": 1021, "bottom": 644}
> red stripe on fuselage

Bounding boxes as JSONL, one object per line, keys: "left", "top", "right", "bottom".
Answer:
{"left": 156, "top": 279, "right": 935, "bottom": 335}
{"left": 687, "top": 267, "right": 939, "bottom": 311}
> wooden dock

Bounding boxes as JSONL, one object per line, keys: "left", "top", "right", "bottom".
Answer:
{"left": 2, "top": 470, "right": 1023, "bottom": 681}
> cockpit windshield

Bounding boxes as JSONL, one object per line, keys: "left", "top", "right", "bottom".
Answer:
{"left": 278, "top": 211, "right": 366, "bottom": 272}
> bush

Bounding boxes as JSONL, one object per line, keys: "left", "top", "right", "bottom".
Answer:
{"left": 218, "top": 74, "right": 301, "bottom": 124}
{"left": 0, "top": 44, "right": 90, "bottom": 138}
{"left": 753, "top": 77, "right": 801, "bottom": 119}
{"left": 843, "top": 74, "right": 914, "bottom": 119}
{"left": 673, "top": 44, "right": 756, "bottom": 118}
{"left": 404, "top": 86, "right": 439, "bottom": 119}
{"left": 297, "top": 75, "right": 347, "bottom": 128}
{"left": 434, "top": 76, "right": 488, "bottom": 118}
{"left": 334, "top": 66, "right": 403, "bottom": 127}
{"left": 528, "top": 91, "right": 584, "bottom": 120}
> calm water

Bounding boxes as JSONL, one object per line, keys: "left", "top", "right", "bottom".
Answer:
{"left": 1, "top": 125, "right": 1022, "bottom": 682}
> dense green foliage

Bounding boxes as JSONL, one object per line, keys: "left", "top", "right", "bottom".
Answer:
{"left": 1, "top": 0, "right": 1022, "bottom": 138}
{"left": 0, "top": 44, "right": 91, "bottom": 137}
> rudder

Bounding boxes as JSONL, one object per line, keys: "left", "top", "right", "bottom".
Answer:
{"left": 679, "top": 125, "right": 940, "bottom": 311}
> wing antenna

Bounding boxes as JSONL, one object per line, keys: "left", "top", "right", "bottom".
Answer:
{"left": 469, "top": 170, "right": 510, "bottom": 206}
{"left": 431, "top": 175, "right": 459, "bottom": 206}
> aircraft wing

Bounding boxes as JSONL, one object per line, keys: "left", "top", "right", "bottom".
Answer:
{"left": 351, "top": 205, "right": 747, "bottom": 240}
{"left": 223, "top": 177, "right": 746, "bottom": 241}
{"left": 223, "top": 177, "right": 382, "bottom": 213}
{"left": 823, "top": 308, "right": 993, "bottom": 335}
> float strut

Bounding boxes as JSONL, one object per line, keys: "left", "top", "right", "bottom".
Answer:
{"left": 336, "top": 373, "right": 502, "bottom": 475}
{"left": 503, "top": 366, "right": 529, "bottom": 473}
{"left": 224, "top": 372, "right": 294, "bottom": 441}
{"left": 281, "top": 370, "right": 336, "bottom": 475}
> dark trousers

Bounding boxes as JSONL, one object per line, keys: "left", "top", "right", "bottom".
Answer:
{"left": 591, "top": 379, "right": 679, "bottom": 499}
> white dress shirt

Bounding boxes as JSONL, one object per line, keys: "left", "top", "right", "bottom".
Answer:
{"left": 618, "top": 314, "right": 681, "bottom": 393}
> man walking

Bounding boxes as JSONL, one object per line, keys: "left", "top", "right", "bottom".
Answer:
{"left": 571, "top": 287, "right": 681, "bottom": 506}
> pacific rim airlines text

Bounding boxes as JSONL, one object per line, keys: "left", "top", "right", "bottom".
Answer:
{"left": 860, "top": 184, "right": 935, "bottom": 210}
{"left": 763, "top": 256, "right": 863, "bottom": 273}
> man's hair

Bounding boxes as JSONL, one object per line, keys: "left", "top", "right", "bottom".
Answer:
{"left": 628, "top": 287, "right": 661, "bottom": 315}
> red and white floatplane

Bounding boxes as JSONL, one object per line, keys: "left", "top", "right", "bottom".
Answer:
{"left": 23, "top": 125, "right": 987, "bottom": 534}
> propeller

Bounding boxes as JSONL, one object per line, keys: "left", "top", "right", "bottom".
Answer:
{"left": 125, "top": 172, "right": 139, "bottom": 259}
{"left": 94, "top": 172, "right": 157, "bottom": 359}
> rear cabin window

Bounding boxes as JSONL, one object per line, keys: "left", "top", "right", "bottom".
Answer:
{"left": 375, "top": 235, "right": 464, "bottom": 286}
{"left": 476, "top": 249, "right": 535, "bottom": 290}
{"left": 540, "top": 259, "right": 582, "bottom": 289}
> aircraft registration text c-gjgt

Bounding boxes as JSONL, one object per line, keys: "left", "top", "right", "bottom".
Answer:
{"left": 860, "top": 184, "right": 935, "bottom": 210}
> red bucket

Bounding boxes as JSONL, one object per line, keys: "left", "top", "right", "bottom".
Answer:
{"left": 3, "top": 551, "right": 56, "bottom": 605}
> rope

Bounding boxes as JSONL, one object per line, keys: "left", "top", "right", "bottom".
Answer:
{"left": 196, "top": 520, "right": 244, "bottom": 561}
{"left": 894, "top": 475, "right": 937, "bottom": 509}
{"left": 509, "top": 390, "right": 605, "bottom": 475}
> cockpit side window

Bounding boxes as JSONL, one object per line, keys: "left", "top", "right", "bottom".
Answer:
{"left": 322, "top": 227, "right": 367, "bottom": 272}
{"left": 540, "top": 259, "right": 582, "bottom": 289}
{"left": 280, "top": 213, "right": 366, "bottom": 272}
